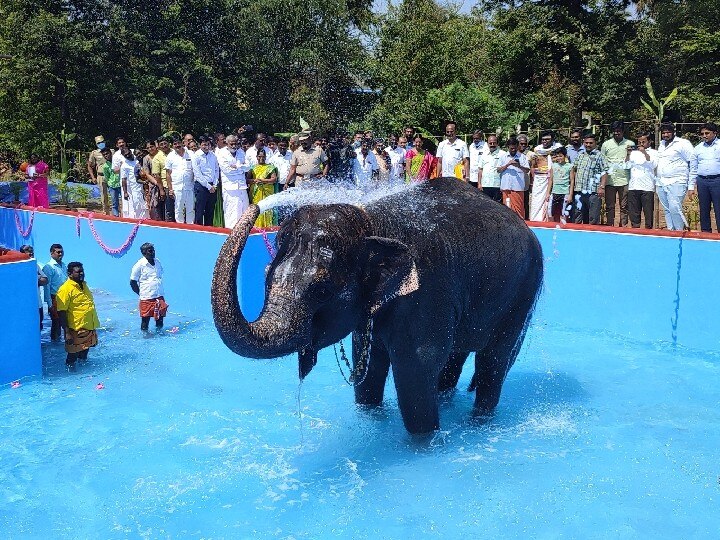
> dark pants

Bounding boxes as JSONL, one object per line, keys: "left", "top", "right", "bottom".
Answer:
{"left": 551, "top": 193, "right": 570, "bottom": 222}
{"left": 164, "top": 195, "right": 176, "bottom": 222}
{"left": 523, "top": 188, "right": 530, "bottom": 220}
{"left": 66, "top": 348, "right": 89, "bottom": 366}
{"left": 697, "top": 175, "right": 720, "bottom": 232}
{"left": 49, "top": 295, "right": 62, "bottom": 340}
{"left": 627, "top": 189, "right": 654, "bottom": 228}
{"left": 573, "top": 191, "right": 602, "bottom": 225}
{"left": 481, "top": 186, "right": 502, "bottom": 202}
{"left": 605, "top": 184, "right": 628, "bottom": 226}
{"left": 193, "top": 182, "right": 217, "bottom": 226}
{"left": 141, "top": 316, "right": 164, "bottom": 331}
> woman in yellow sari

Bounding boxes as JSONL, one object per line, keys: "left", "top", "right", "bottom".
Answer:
{"left": 248, "top": 149, "right": 278, "bottom": 227}
{"left": 404, "top": 135, "right": 437, "bottom": 182}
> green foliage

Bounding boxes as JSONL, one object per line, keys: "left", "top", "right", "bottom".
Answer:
{"left": 0, "top": 0, "right": 719, "bottom": 154}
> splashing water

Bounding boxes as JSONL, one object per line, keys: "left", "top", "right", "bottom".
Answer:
{"left": 256, "top": 178, "right": 416, "bottom": 214}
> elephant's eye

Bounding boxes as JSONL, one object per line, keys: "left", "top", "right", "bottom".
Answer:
{"left": 310, "top": 282, "right": 334, "bottom": 304}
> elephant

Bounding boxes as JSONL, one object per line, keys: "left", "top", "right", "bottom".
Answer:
{"left": 212, "top": 177, "right": 543, "bottom": 434}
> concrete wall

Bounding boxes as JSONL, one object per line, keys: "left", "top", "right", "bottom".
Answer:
{"left": 0, "top": 250, "right": 42, "bottom": 383}
{"left": 2, "top": 207, "right": 719, "bottom": 360}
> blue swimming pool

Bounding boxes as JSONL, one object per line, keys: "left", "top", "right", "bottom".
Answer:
{"left": 1, "top": 287, "right": 719, "bottom": 538}
{"left": 2, "top": 206, "right": 720, "bottom": 538}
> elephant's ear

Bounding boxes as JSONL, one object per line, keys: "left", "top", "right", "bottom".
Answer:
{"left": 360, "top": 236, "right": 420, "bottom": 316}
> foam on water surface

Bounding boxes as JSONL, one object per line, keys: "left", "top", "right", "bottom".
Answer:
{"left": 1, "top": 290, "right": 719, "bottom": 539}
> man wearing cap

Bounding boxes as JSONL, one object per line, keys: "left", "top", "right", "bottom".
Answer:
{"left": 87, "top": 135, "right": 110, "bottom": 214}
{"left": 286, "top": 132, "right": 328, "bottom": 188}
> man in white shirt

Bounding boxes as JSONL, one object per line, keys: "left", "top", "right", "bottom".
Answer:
{"left": 130, "top": 243, "right": 168, "bottom": 332}
{"left": 165, "top": 137, "right": 195, "bottom": 223}
{"left": 112, "top": 137, "right": 128, "bottom": 173}
{"left": 384, "top": 134, "right": 406, "bottom": 184}
{"left": 468, "top": 129, "right": 489, "bottom": 188}
{"left": 436, "top": 121, "right": 469, "bottom": 179}
{"left": 656, "top": 122, "right": 697, "bottom": 230}
{"left": 694, "top": 122, "right": 720, "bottom": 232}
{"left": 353, "top": 139, "right": 379, "bottom": 187}
{"left": 498, "top": 136, "right": 531, "bottom": 219}
{"left": 270, "top": 138, "right": 292, "bottom": 187}
{"left": 624, "top": 131, "right": 658, "bottom": 229}
{"left": 245, "top": 133, "right": 274, "bottom": 167}
{"left": 217, "top": 134, "right": 250, "bottom": 229}
{"left": 478, "top": 134, "right": 503, "bottom": 201}
{"left": 192, "top": 134, "right": 220, "bottom": 226}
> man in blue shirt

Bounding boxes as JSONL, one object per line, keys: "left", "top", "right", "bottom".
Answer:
{"left": 695, "top": 122, "right": 720, "bottom": 232}
{"left": 43, "top": 243, "right": 68, "bottom": 340}
{"left": 565, "top": 129, "right": 586, "bottom": 163}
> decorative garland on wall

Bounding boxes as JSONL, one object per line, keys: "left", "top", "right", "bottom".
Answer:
{"left": 75, "top": 212, "right": 143, "bottom": 256}
{"left": 13, "top": 207, "right": 36, "bottom": 238}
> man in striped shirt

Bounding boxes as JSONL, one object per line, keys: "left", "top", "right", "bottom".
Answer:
{"left": 570, "top": 133, "right": 609, "bottom": 225}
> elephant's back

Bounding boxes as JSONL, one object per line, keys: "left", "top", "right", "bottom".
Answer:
{"left": 366, "top": 177, "right": 537, "bottom": 262}
{"left": 366, "top": 177, "right": 543, "bottom": 328}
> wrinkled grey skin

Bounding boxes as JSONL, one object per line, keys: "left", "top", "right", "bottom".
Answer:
{"left": 212, "top": 177, "right": 543, "bottom": 434}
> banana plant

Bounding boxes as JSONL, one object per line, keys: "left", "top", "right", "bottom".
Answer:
{"left": 640, "top": 77, "right": 678, "bottom": 124}
{"left": 55, "top": 126, "right": 76, "bottom": 180}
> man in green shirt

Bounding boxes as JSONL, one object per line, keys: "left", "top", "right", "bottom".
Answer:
{"left": 601, "top": 121, "right": 634, "bottom": 227}
{"left": 101, "top": 147, "right": 122, "bottom": 216}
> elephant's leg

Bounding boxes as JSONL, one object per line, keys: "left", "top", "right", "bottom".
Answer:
{"left": 470, "top": 311, "right": 529, "bottom": 415}
{"left": 391, "top": 344, "right": 448, "bottom": 434}
{"left": 437, "top": 350, "right": 470, "bottom": 393}
{"left": 353, "top": 334, "right": 391, "bottom": 406}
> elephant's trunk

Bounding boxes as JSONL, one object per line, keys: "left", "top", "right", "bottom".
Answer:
{"left": 211, "top": 205, "right": 310, "bottom": 359}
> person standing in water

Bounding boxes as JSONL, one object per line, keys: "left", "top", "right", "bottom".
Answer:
{"left": 130, "top": 243, "right": 168, "bottom": 332}
{"left": 56, "top": 262, "right": 100, "bottom": 370}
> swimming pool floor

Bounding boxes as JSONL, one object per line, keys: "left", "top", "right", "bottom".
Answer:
{"left": 1, "top": 290, "right": 719, "bottom": 538}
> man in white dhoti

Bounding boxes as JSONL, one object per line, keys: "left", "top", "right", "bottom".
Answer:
{"left": 529, "top": 130, "right": 562, "bottom": 221}
{"left": 217, "top": 134, "right": 250, "bottom": 229}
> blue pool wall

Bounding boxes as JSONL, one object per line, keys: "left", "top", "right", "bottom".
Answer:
{"left": 2, "top": 207, "right": 719, "bottom": 355}
{"left": 0, "top": 252, "right": 42, "bottom": 383}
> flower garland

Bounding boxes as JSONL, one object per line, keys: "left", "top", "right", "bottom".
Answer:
{"left": 259, "top": 229, "right": 276, "bottom": 259}
{"left": 76, "top": 212, "right": 143, "bottom": 256}
{"left": 13, "top": 207, "right": 36, "bottom": 238}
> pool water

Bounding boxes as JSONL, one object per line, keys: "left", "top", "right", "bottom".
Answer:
{"left": 2, "top": 290, "right": 719, "bottom": 538}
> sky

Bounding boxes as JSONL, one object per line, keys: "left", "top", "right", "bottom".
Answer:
{"left": 373, "top": 0, "right": 475, "bottom": 15}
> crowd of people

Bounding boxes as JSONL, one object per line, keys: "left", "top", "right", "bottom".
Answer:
{"left": 20, "top": 241, "right": 167, "bottom": 370}
{"left": 83, "top": 120, "right": 720, "bottom": 233}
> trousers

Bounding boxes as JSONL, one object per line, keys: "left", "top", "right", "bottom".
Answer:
{"left": 194, "top": 182, "right": 217, "bottom": 226}
{"left": 696, "top": 175, "right": 720, "bottom": 232}
{"left": 604, "top": 184, "right": 628, "bottom": 226}
{"left": 573, "top": 191, "right": 602, "bottom": 225}
{"left": 656, "top": 183, "right": 687, "bottom": 231}
{"left": 174, "top": 188, "right": 195, "bottom": 223}
{"left": 627, "top": 189, "right": 654, "bottom": 229}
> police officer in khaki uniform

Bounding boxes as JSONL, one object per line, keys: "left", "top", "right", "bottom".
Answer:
{"left": 87, "top": 135, "right": 110, "bottom": 214}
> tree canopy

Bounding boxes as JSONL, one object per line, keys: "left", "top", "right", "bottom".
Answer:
{"left": 0, "top": 0, "right": 718, "bottom": 155}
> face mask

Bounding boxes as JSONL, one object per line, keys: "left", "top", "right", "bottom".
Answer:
{"left": 474, "top": 141, "right": 482, "bottom": 148}
{"left": 97, "top": 142, "right": 106, "bottom": 150}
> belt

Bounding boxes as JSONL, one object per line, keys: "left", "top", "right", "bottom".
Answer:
{"left": 698, "top": 174, "right": 720, "bottom": 179}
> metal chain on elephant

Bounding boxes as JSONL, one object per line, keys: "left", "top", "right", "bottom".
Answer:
{"left": 333, "top": 316, "right": 373, "bottom": 386}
